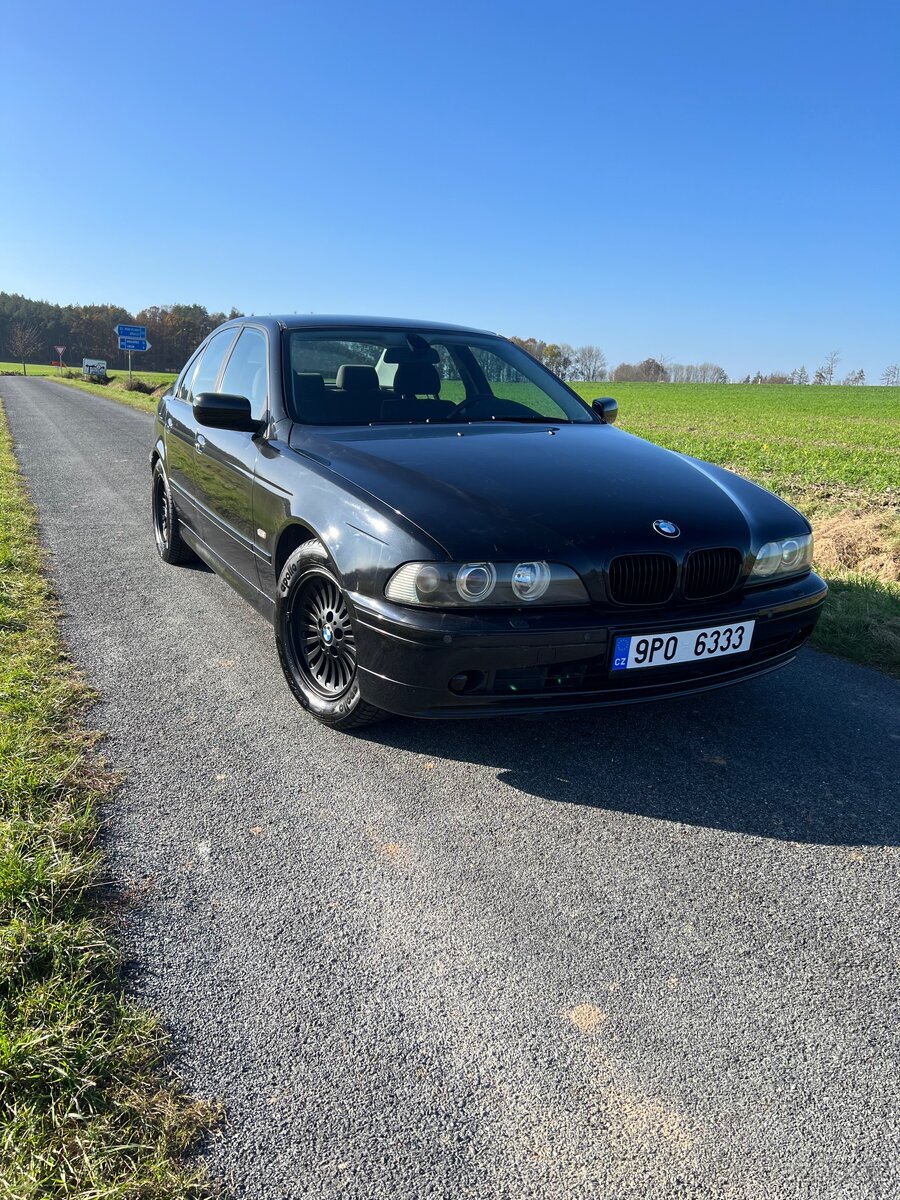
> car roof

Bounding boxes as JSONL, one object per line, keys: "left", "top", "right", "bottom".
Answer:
{"left": 225, "top": 314, "right": 498, "bottom": 336}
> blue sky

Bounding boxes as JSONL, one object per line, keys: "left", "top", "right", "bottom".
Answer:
{"left": 2, "top": 0, "right": 898, "bottom": 379}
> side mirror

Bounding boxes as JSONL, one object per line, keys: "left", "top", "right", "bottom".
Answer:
{"left": 592, "top": 397, "right": 618, "bottom": 424}
{"left": 193, "top": 392, "right": 263, "bottom": 433}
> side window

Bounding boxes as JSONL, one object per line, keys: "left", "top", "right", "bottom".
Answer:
{"left": 189, "top": 329, "right": 238, "bottom": 401}
{"left": 175, "top": 351, "right": 200, "bottom": 400}
{"left": 220, "top": 328, "right": 268, "bottom": 421}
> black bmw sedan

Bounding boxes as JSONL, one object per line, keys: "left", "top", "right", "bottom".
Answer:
{"left": 150, "top": 316, "right": 827, "bottom": 729}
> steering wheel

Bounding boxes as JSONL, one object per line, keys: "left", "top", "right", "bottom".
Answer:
{"left": 445, "top": 394, "right": 494, "bottom": 420}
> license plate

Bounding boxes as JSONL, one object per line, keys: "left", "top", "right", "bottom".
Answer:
{"left": 610, "top": 621, "right": 755, "bottom": 672}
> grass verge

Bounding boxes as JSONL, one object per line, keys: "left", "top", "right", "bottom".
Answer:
{"left": 811, "top": 571, "right": 900, "bottom": 673}
{"left": 0, "top": 399, "right": 214, "bottom": 1196}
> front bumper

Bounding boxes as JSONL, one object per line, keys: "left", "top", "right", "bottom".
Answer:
{"left": 348, "top": 571, "right": 828, "bottom": 718}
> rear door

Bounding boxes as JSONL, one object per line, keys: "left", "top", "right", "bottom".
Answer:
{"left": 164, "top": 348, "right": 202, "bottom": 523}
{"left": 170, "top": 327, "right": 238, "bottom": 542}
{"left": 191, "top": 325, "right": 270, "bottom": 587}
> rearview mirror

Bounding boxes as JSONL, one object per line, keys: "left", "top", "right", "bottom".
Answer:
{"left": 193, "top": 392, "right": 263, "bottom": 433}
{"left": 591, "top": 397, "right": 618, "bottom": 424}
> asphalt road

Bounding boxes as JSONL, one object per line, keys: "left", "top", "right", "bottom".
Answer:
{"left": 3, "top": 375, "right": 899, "bottom": 1200}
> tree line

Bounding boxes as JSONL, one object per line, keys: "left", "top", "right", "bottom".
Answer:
{"left": 1, "top": 293, "right": 897, "bottom": 385}
{"left": 0, "top": 292, "right": 242, "bottom": 374}
{"left": 511, "top": 338, "right": 899, "bottom": 386}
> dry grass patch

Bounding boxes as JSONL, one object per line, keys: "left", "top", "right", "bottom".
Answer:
{"left": 813, "top": 511, "right": 900, "bottom": 582}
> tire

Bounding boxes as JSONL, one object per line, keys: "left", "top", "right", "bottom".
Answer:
{"left": 275, "top": 540, "right": 389, "bottom": 730}
{"left": 152, "top": 460, "right": 196, "bottom": 565}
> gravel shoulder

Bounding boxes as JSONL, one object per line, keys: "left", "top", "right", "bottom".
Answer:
{"left": 3, "top": 375, "right": 898, "bottom": 1200}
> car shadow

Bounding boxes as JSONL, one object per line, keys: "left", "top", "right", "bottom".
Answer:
{"left": 360, "top": 651, "right": 900, "bottom": 847}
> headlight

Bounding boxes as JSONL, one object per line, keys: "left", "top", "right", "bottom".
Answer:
{"left": 748, "top": 533, "right": 813, "bottom": 582}
{"left": 385, "top": 560, "right": 589, "bottom": 607}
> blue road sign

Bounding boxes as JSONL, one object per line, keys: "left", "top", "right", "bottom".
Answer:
{"left": 118, "top": 336, "right": 150, "bottom": 352}
{"left": 115, "top": 323, "right": 147, "bottom": 339}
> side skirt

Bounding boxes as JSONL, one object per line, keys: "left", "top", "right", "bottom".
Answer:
{"left": 180, "top": 525, "right": 275, "bottom": 624}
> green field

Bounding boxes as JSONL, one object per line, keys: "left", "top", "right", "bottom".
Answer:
{"left": 570, "top": 381, "right": 899, "bottom": 507}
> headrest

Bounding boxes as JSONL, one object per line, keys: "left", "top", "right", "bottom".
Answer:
{"left": 392, "top": 361, "right": 441, "bottom": 396}
{"left": 293, "top": 372, "right": 327, "bottom": 422}
{"left": 294, "top": 371, "right": 325, "bottom": 399}
{"left": 381, "top": 345, "right": 440, "bottom": 364}
{"left": 336, "top": 364, "right": 380, "bottom": 393}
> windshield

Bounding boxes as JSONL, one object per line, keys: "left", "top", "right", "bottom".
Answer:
{"left": 284, "top": 329, "right": 595, "bottom": 425}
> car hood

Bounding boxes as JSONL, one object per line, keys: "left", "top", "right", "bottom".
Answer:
{"left": 290, "top": 422, "right": 805, "bottom": 564}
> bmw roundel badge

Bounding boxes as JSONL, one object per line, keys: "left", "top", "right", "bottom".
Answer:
{"left": 653, "top": 519, "right": 680, "bottom": 538}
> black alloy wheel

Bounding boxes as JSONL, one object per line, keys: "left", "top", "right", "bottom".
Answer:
{"left": 291, "top": 572, "right": 358, "bottom": 697}
{"left": 151, "top": 461, "right": 194, "bottom": 565}
{"left": 275, "top": 539, "right": 387, "bottom": 730}
{"left": 152, "top": 471, "right": 171, "bottom": 554}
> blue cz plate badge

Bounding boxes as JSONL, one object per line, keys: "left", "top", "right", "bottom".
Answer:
{"left": 611, "top": 621, "right": 755, "bottom": 671}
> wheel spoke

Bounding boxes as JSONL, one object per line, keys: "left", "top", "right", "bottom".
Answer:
{"left": 290, "top": 571, "right": 358, "bottom": 698}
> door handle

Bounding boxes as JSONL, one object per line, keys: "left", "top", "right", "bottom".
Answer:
{"left": 195, "top": 434, "right": 206, "bottom": 454}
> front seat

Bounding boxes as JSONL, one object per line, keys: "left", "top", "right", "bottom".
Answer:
{"left": 382, "top": 361, "right": 454, "bottom": 421}
{"left": 334, "top": 364, "right": 382, "bottom": 422}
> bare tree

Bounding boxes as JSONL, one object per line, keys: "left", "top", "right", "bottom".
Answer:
{"left": 842, "top": 368, "right": 865, "bottom": 386}
{"left": 8, "top": 321, "right": 42, "bottom": 375}
{"left": 670, "top": 362, "right": 728, "bottom": 383}
{"left": 816, "top": 349, "right": 841, "bottom": 384}
{"left": 881, "top": 364, "right": 900, "bottom": 386}
{"left": 572, "top": 344, "right": 607, "bottom": 381}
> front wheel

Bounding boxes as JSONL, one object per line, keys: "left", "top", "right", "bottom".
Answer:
{"left": 152, "top": 461, "right": 196, "bottom": 564}
{"left": 275, "top": 540, "right": 388, "bottom": 730}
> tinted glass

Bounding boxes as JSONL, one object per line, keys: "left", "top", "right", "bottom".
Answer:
{"left": 190, "top": 329, "right": 237, "bottom": 400}
{"left": 285, "top": 330, "right": 593, "bottom": 425}
{"left": 220, "top": 328, "right": 268, "bottom": 421}
{"left": 175, "top": 350, "right": 201, "bottom": 400}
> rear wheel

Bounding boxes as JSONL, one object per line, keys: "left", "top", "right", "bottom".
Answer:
{"left": 152, "top": 461, "right": 195, "bottom": 564}
{"left": 275, "top": 540, "right": 388, "bottom": 730}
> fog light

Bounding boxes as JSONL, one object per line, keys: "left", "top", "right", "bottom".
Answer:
{"left": 449, "top": 673, "right": 469, "bottom": 693}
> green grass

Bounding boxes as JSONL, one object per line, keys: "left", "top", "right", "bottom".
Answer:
{"left": 570, "top": 382, "right": 900, "bottom": 507}
{"left": 812, "top": 571, "right": 900, "bottom": 671}
{"left": 0, "top": 401, "right": 214, "bottom": 1196}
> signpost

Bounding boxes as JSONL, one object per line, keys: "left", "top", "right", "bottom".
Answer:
{"left": 83, "top": 358, "right": 107, "bottom": 378}
{"left": 113, "top": 324, "right": 150, "bottom": 383}
{"left": 54, "top": 345, "right": 66, "bottom": 373}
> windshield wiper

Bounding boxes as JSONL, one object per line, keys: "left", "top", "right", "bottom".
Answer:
{"left": 481, "top": 415, "right": 571, "bottom": 424}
